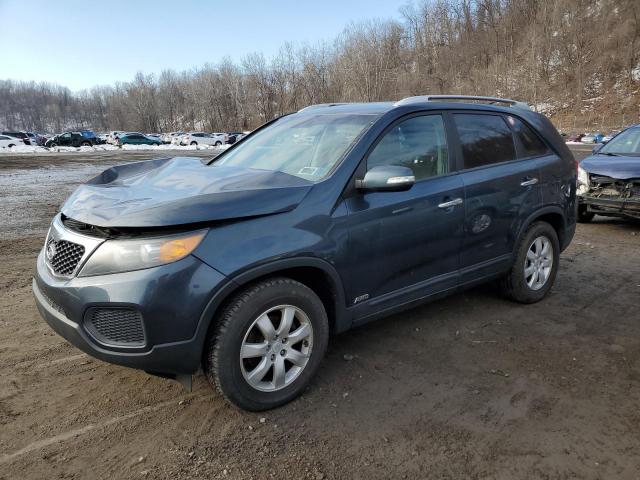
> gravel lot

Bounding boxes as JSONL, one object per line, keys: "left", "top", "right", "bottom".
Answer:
{"left": 1, "top": 145, "right": 639, "bottom": 479}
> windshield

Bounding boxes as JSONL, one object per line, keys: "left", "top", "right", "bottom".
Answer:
{"left": 600, "top": 127, "right": 640, "bottom": 156}
{"left": 213, "top": 113, "right": 376, "bottom": 181}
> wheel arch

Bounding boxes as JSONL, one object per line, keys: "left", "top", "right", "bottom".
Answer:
{"left": 517, "top": 206, "right": 568, "bottom": 251}
{"left": 195, "top": 257, "right": 351, "bottom": 366}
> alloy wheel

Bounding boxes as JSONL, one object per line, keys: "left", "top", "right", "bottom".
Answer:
{"left": 240, "top": 305, "right": 313, "bottom": 392}
{"left": 524, "top": 235, "right": 553, "bottom": 290}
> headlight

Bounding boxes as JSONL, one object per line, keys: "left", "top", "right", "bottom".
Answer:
{"left": 78, "top": 230, "right": 207, "bottom": 277}
{"left": 577, "top": 166, "right": 589, "bottom": 194}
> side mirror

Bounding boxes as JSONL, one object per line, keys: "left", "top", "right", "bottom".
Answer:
{"left": 356, "top": 165, "right": 415, "bottom": 192}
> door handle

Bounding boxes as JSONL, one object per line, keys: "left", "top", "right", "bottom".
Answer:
{"left": 438, "top": 198, "right": 463, "bottom": 209}
{"left": 520, "top": 177, "right": 538, "bottom": 187}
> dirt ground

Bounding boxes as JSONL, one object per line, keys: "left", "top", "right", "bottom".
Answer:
{"left": 1, "top": 146, "right": 639, "bottom": 480}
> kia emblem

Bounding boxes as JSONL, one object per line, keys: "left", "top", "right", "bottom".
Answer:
{"left": 46, "top": 242, "right": 57, "bottom": 260}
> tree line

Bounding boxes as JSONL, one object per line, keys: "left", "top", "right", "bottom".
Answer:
{"left": 1, "top": 0, "right": 638, "bottom": 134}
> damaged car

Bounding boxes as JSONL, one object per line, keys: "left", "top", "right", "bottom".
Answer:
{"left": 577, "top": 124, "right": 640, "bottom": 222}
{"left": 33, "top": 95, "right": 576, "bottom": 411}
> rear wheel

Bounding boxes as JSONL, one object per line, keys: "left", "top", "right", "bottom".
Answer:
{"left": 190, "top": 141, "right": 197, "bottom": 146}
{"left": 500, "top": 221, "right": 559, "bottom": 304}
{"left": 8, "top": 144, "right": 15, "bottom": 148}
{"left": 81, "top": 141, "right": 91, "bottom": 147}
{"left": 204, "top": 277, "right": 329, "bottom": 411}
{"left": 577, "top": 205, "right": 595, "bottom": 223}
{"left": 215, "top": 141, "right": 222, "bottom": 146}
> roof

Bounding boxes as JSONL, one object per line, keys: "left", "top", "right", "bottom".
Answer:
{"left": 297, "top": 95, "right": 532, "bottom": 117}
{"left": 297, "top": 102, "right": 395, "bottom": 115}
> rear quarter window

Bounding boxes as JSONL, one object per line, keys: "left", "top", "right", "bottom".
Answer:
{"left": 453, "top": 113, "right": 516, "bottom": 169}
{"left": 507, "top": 116, "right": 550, "bottom": 157}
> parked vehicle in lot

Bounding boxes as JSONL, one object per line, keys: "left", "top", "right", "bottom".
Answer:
{"left": 565, "top": 133, "right": 585, "bottom": 143}
{"left": 162, "top": 132, "right": 184, "bottom": 144}
{"left": 0, "top": 134, "right": 24, "bottom": 148}
{"left": 26, "top": 132, "right": 41, "bottom": 146}
{"left": 226, "top": 131, "right": 245, "bottom": 144}
{"left": 117, "top": 133, "right": 162, "bottom": 146}
{"left": 581, "top": 132, "right": 604, "bottom": 144}
{"left": 171, "top": 133, "right": 185, "bottom": 145}
{"left": 2, "top": 131, "right": 32, "bottom": 145}
{"left": 577, "top": 124, "right": 640, "bottom": 222}
{"left": 45, "top": 132, "right": 95, "bottom": 148}
{"left": 181, "top": 132, "right": 226, "bottom": 146}
{"left": 33, "top": 95, "right": 576, "bottom": 411}
{"left": 79, "top": 130, "right": 105, "bottom": 145}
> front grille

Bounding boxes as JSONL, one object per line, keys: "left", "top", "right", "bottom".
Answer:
{"left": 46, "top": 239, "right": 85, "bottom": 276}
{"left": 84, "top": 308, "right": 146, "bottom": 347}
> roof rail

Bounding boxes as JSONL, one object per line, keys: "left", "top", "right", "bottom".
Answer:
{"left": 394, "top": 95, "right": 531, "bottom": 110}
{"left": 298, "top": 103, "right": 350, "bottom": 112}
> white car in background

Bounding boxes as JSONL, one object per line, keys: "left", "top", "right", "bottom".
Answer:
{"left": 171, "top": 133, "right": 185, "bottom": 145}
{"left": 181, "top": 132, "right": 227, "bottom": 146}
{"left": 0, "top": 134, "right": 24, "bottom": 148}
{"left": 163, "top": 132, "right": 184, "bottom": 144}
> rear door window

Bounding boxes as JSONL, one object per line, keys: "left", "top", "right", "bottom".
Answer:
{"left": 453, "top": 114, "right": 516, "bottom": 169}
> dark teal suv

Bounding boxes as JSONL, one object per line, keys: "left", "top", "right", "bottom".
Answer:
{"left": 33, "top": 95, "right": 577, "bottom": 410}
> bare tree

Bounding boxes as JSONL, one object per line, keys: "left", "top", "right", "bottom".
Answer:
{"left": 1, "top": 0, "right": 638, "bottom": 134}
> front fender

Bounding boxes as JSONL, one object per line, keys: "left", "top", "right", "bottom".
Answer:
{"left": 190, "top": 256, "right": 351, "bottom": 369}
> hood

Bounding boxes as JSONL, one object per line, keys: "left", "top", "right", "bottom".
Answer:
{"left": 61, "top": 157, "right": 313, "bottom": 228}
{"left": 581, "top": 155, "right": 640, "bottom": 180}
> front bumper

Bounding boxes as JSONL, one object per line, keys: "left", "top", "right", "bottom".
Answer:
{"left": 578, "top": 195, "right": 640, "bottom": 219}
{"left": 33, "top": 248, "right": 227, "bottom": 374}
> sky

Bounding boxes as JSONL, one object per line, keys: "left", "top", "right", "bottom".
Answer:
{"left": 0, "top": 0, "right": 407, "bottom": 92}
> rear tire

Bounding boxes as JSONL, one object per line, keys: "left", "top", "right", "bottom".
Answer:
{"left": 190, "top": 141, "right": 197, "bottom": 146}
{"left": 81, "top": 141, "right": 90, "bottom": 147}
{"left": 203, "top": 277, "right": 329, "bottom": 411}
{"left": 215, "top": 141, "right": 222, "bottom": 146}
{"left": 577, "top": 205, "right": 595, "bottom": 223}
{"left": 500, "top": 221, "right": 560, "bottom": 304}
{"left": 8, "top": 144, "right": 15, "bottom": 148}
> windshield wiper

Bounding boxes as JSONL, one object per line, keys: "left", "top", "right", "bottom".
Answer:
{"left": 598, "top": 152, "right": 620, "bottom": 156}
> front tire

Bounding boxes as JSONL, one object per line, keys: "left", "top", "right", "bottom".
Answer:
{"left": 215, "top": 141, "right": 222, "bottom": 146}
{"left": 190, "top": 141, "right": 197, "bottom": 146}
{"left": 204, "top": 278, "right": 329, "bottom": 411}
{"left": 500, "top": 221, "right": 560, "bottom": 304}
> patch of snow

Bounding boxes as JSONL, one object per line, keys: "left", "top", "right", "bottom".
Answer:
{"left": 0, "top": 143, "right": 229, "bottom": 155}
{"left": 534, "top": 102, "right": 554, "bottom": 114}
